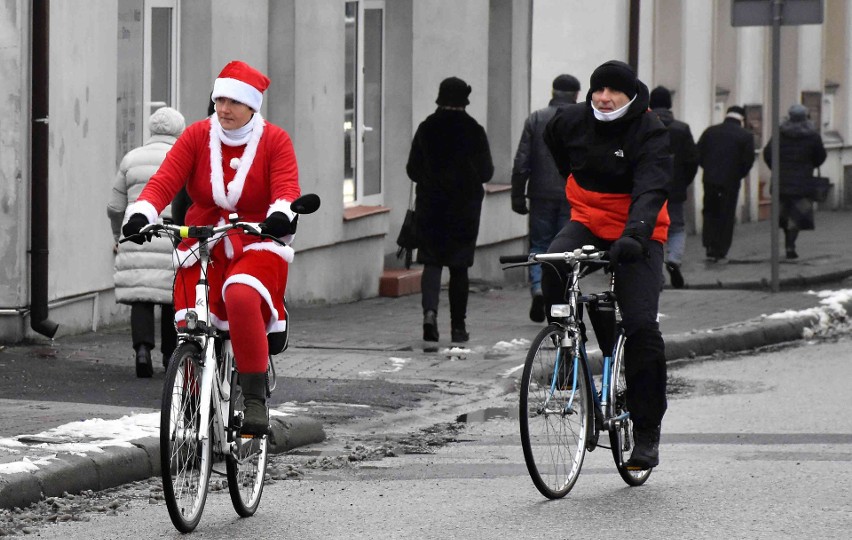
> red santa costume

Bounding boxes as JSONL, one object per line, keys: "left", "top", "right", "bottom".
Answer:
{"left": 126, "top": 61, "right": 300, "bottom": 374}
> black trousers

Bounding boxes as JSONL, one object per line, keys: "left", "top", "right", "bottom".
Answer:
{"left": 131, "top": 302, "right": 177, "bottom": 359}
{"left": 421, "top": 264, "right": 469, "bottom": 328}
{"left": 541, "top": 221, "right": 667, "bottom": 428}
{"left": 702, "top": 184, "right": 740, "bottom": 259}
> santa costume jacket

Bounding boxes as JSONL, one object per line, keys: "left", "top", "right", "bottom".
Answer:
{"left": 543, "top": 81, "right": 671, "bottom": 244}
{"left": 127, "top": 113, "right": 300, "bottom": 332}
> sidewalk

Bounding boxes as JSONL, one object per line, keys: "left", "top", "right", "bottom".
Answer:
{"left": 1, "top": 209, "right": 851, "bottom": 510}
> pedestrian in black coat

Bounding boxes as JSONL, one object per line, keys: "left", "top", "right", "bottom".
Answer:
{"left": 762, "top": 103, "right": 827, "bottom": 259}
{"left": 697, "top": 105, "right": 756, "bottom": 262}
{"left": 649, "top": 86, "right": 698, "bottom": 288}
{"left": 406, "top": 77, "right": 494, "bottom": 343}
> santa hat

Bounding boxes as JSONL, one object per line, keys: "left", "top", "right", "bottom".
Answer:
{"left": 211, "top": 61, "right": 270, "bottom": 112}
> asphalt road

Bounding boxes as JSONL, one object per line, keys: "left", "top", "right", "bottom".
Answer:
{"left": 28, "top": 333, "right": 852, "bottom": 539}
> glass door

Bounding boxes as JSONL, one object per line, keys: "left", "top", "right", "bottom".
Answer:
{"left": 142, "top": 0, "right": 179, "bottom": 141}
{"left": 344, "top": 0, "right": 385, "bottom": 206}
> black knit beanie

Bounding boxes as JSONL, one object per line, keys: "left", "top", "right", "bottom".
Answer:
{"left": 589, "top": 60, "right": 637, "bottom": 99}
{"left": 552, "top": 74, "right": 580, "bottom": 92}
{"left": 436, "top": 77, "right": 471, "bottom": 107}
{"left": 649, "top": 86, "right": 672, "bottom": 109}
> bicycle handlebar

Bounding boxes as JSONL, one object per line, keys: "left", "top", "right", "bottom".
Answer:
{"left": 120, "top": 193, "right": 321, "bottom": 246}
{"left": 499, "top": 246, "right": 609, "bottom": 267}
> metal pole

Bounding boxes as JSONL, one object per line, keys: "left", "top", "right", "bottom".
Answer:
{"left": 769, "top": 0, "right": 782, "bottom": 292}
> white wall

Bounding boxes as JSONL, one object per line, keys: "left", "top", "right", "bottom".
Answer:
{"left": 529, "top": 0, "right": 629, "bottom": 110}
{"left": 412, "top": 0, "right": 491, "bottom": 128}
{"left": 48, "top": 1, "right": 119, "bottom": 300}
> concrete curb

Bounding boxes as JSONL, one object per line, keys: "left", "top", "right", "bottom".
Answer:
{"left": 0, "top": 415, "right": 324, "bottom": 511}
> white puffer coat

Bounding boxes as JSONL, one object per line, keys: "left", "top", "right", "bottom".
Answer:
{"left": 108, "top": 116, "right": 183, "bottom": 304}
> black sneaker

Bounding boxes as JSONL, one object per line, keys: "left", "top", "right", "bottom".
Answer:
{"left": 451, "top": 326, "right": 469, "bottom": 343}
{"left": 240, "top": 398, "right": 270, "bottom": 437}
{"left": 665, "top": 262, "right": 685, "bottom": 289}
{"left": 625, "top": 425, "right": 660, "bottom": 470}
{"left": 135, "top": 345, "right": 153, "bottom": 378}
{"left": 529, "top": 293, "right": 546, "bottom": 323}
{"left": 423, "top": 310, "right": 439, "bottom": 342}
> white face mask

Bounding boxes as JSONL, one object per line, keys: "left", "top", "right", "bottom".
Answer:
{"left": 591, "top": 94, "right": 637, "bottom": 122}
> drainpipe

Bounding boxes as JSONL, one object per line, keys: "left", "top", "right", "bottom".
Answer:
{"left": 30, "top": 0, "right": 58, "bottom": 338}
{"left": 628, "top": 0, "right": 640, "bottom": 73}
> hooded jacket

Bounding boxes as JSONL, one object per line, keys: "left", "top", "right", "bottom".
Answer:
{"left": 651, "top": 108, "right": 699, "bottom": 203}
{"left": 543, "top": 81, "right": 671, "bottom": 243}
{"left": 762, "top": 117, "right": 827, "bottom": 197}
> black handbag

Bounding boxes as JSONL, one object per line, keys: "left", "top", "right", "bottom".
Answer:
{"left": 396, "top": 183, "right": 418, "bottom": 268}
{"left": 811, "top": 169, "right": 831, "bottom": 203}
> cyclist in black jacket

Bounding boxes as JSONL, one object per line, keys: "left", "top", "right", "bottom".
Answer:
{"left": 544, "top": 60, "right": 672, "bottom": 470}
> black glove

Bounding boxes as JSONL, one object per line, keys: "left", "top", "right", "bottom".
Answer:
{"left": 121, "top": 213, "right": 150, "bottom": 245}
{"left": 260, "top": 212, "right": 292, "bottom": 237}
{"left": 511, "top": 196, "right": 529, "bottom": 215}
{"left": 609, "top": 235, "right": 647, "bottom": 265}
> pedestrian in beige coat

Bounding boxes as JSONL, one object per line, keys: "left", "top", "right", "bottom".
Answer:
{"left": 107, "top": 106, "right": 185, "bottom": 377}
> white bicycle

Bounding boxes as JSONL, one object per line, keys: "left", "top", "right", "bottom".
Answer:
{"left": 121, "top": 193, "right": 320, "bottom": 532}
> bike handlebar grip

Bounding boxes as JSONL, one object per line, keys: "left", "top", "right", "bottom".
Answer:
{"left": 499, "top": 254, "right": 530, "bottom": 264}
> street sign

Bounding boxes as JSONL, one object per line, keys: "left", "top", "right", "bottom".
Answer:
{"left": 732, "top": 0, "right": 823, "bottom": 27}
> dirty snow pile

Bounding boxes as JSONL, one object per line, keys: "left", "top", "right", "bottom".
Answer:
{"left": 766, "top": 288, "right": 851, "bottom": 338}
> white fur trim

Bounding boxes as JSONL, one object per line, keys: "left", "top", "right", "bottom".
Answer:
{"left": 222, "top": 274, "right": 282, "bottom": 333}
{"left": 209, "top": 114, "right": 265, "bottom": 212}
{"left": 125, "top": 200, "right": 158, "bottom": 225}
{"left": 244, "top": 242, "right": 295, "bottom": 263}
{"left": 212, "top": 77, "right": 263, "bottom": 112}
{"left": 268, "top": 199, "right": 295, "bottom": 221}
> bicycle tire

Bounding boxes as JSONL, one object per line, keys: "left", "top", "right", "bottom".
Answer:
{"left": 226, "top": 375, "right": 269, "bottom": 517}
{"left": 519, "top": 324, "right": 592, "bottom": 499}
{"left": 161, "top": 342, "right": 213, "bottom": 533}
{"left": 607, "top": 332, "right": 652, "bottom": 486}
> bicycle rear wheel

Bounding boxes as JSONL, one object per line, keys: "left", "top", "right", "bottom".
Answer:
{"left": 226, "top": 377, "right": 269, "bottom": 517}
{"left": 519, "top": 324, "right": 592, "bottom": 499}
{"left": 608, "top": 332, "right": 652, "bottom": 486}
{"left": 161, "top": 342, "right": 213, "bottom": 533}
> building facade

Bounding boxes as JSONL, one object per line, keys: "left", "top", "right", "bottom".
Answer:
{"left": 1, "top": 0, "right": 851, "bottom": 342}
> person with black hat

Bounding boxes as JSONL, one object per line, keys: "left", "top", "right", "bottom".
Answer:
{"left": 511, "top": 74, "right": 579, "bottom": 322}
{"left": 543, "top": 60, "right": 672, "bottom": 470}
{"left": 406, "top": 77, "right": 494, "bottom": 343}
{"left": 649, "top": 86, "right": 699, "bottom": 288}
{"left": 762, "top": 103, "right": 827, "bottom": 259}
{"left": 697, "top": 105, "right": 756, "bottom": 263}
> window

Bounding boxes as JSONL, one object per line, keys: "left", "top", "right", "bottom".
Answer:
{"left": 142, "top": 0, "right": 179, "bottom": 141}
{"left": 343, "top": 1, "right": 385, "bottom": 206}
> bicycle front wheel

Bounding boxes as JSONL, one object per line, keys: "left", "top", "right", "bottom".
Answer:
{"left": 608, "top": 332, "right": 652, "bottom": 486}
{"left": 226, "top": 378, "right": 269, "bottom": 517}
{"left": 161, "top": 342, "right": 213, "bottom": 533}
{"left": 519, "top": 324, "right": 592, "bottom": 499}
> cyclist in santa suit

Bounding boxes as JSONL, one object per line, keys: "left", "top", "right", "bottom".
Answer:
{"left": 122, "top": 60, "right": 300, "bottom": 436}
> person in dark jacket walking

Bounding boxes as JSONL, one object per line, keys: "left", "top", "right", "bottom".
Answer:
{"left": 543, "top": 60, "right": 671, "bottom": 470}
{"left": 762, "top": 103, "right": 827, "bottom": 259}
{"left": 697, "top": 105, "right": 755, "bottom": 263}
{"left": 406, "top": 77, "right": 494, "bottom": 343}
{"left": 649, "top": 86, "right": 699, "bottom": 288}
{"left": 511, "top": 74, "right": 579, "bottom": 321}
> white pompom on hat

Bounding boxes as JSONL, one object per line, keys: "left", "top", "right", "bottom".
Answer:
{"left": 211, "top": 60, "right": 271, "bottom": 112}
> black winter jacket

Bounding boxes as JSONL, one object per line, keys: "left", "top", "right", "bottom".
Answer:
{"left": 762, "top": 119, "right": 826, "bottom": 197}
{"left": 543, "top": 81, "right": 672, "bottom": 243}
{"left": 511, "top": 95, "right": 575, "bottom": 202}
{"left": 697, "top": 117, "right": 755, "bottom": 190}
{"left": 651, "top": 108, "right": 699, "bottom": 203}
{"left": 406, "top": 108, "right": 494, "bottom": 267}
